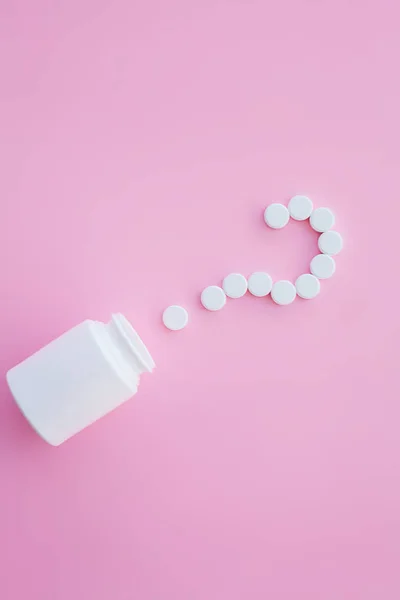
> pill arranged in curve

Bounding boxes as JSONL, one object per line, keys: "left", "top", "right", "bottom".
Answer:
{"left": 162, "top": 195, "right": 343, "bottom": 329}
{"left": 163, "top": 305, "right": 189, "bottom": 331}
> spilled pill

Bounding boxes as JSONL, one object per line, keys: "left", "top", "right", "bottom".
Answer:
{"left": 162, "top": 305, "right": 189, "bottom": 331}
{"left": 248, "top": 272, "right": 273, "bottom": 297}
{"left": 288, "top": 195, "right": 313, "bottom": 221}
{"left": 295, "top": 274, "right": 320, "bottom": 299}
{"left": 318, "top": 230, "right": 343, "bottom": 256}
{"left": 264, "top": 203, "right": 290, "bottom": 229}
{"left": 201, "top": 286, "right": 227, "bottom": 311}
{"left": 271, "top": 280, "right": 296, "bottom": 306}
{"left": 222, "top": 273, "right": 248, "bottom": 298}
{"left": 310, "top": 254, "right": 336, "bottom": 279}
{"left": 310, "top": 207, "right": 335, "bottom": 232}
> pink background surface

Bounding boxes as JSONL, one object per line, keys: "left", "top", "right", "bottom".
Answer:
{"left": 1, "top": 1, "right": 399, "bottom": 598}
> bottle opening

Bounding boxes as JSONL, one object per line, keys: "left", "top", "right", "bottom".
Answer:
{"left": 111, "top": 314, "right": 155, "bottom": 374}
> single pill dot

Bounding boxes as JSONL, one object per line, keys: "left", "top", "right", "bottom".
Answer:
{"left": 318, "top": 230, "right": 343, "bottom": 255}
{"left": 222, "top": 273, "right": 247, "bottom": 298}
{"left": 162, "top": 305, "right": 188, "bottom": 331}
{"left": 271, "top": 280, "right": 296, "bottom": 306}
{"left": 201, "top": 285, "right": 227, "bottom": 311}
{"left": 264, "top": 203, "right": 290, "bottom": 229}
{"left": 310, "top": 254, "right": 336, "bottom": 279}
{"left": 248, "top": 272, "right": 273, "bottom": 297}
{"left": 288, "top": 195, "right": 313, "bottom": 221}
{"left": 295, "top": 274, "right": 320, "bottom": 299}
{"left": 310, "top": 207, "right": 335, "bottom": 232}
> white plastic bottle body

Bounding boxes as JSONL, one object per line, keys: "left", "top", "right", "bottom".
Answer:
{"left": 6, "top": 314, "right": 155, "bottom": 446}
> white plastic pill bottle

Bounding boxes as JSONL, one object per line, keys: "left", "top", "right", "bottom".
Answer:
{"left": 6, "top": 314, "right": 155, "bottom": 446}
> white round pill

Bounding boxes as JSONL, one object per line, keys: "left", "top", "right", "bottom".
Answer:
{"left": 162, "top": 305, "right": 189, "bottom": 331}
{"left": 222, "top": 273, "right": 248, "bottom": 298}
{"left": 271, "top": 280, "right": 296, "bottom": 306}
{"left": 310, "top": 254, "right": 336, "bottom": 279}
{"left": 288, "top": 195, "right": 313, "bottom": 221}
{"left": 201, "top": 285, "right": 227, "bottom": 311}
{"left": 248, "top": 272, "right": 273, "bottom": 297}
{"left": 318, "top": 230, "right": 343, "bottom": 255}
{"left": 264, "top": 203, "right": 290, "bottom": 229}
{"left": 309, "top": 207, "right": 335, "bottom": 232}
{"left": 295, "top": 274, "right": 320, "bottom": 299}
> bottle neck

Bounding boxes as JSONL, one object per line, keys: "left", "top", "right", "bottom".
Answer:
{"left": 107, "top": 314, "right": 155, "bottom": 377}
